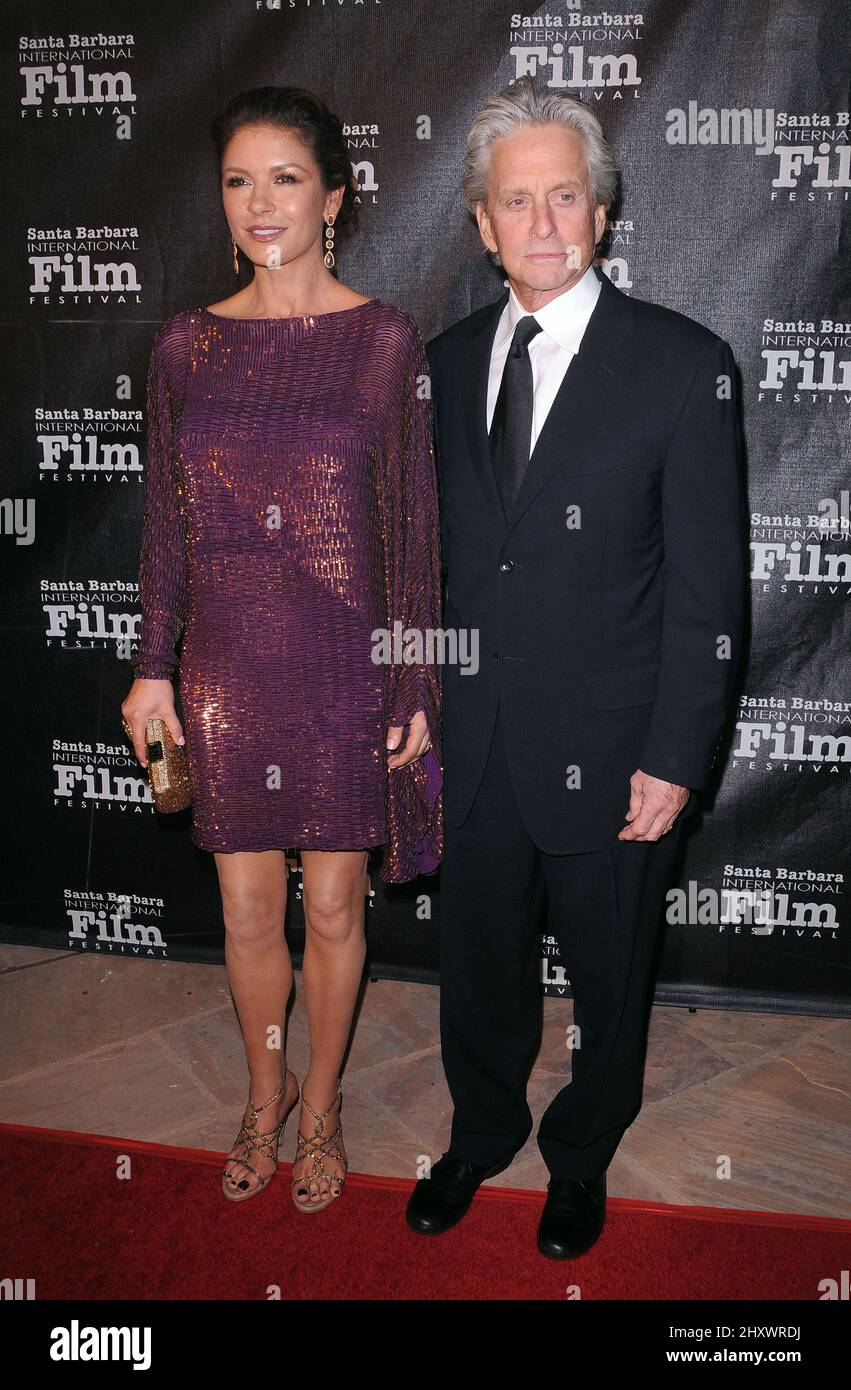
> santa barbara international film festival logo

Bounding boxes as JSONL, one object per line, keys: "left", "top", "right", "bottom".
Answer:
{"left": 665, "top": 105, "right": 849, "bottom": 202}
{"left": 751, "top": 490, "right": 851, "bottom": 597}
{"left": 757, "top": 314, "right": 851, "bottom": 407}
{"left": 732, "top": 693, "right": 851, "bottom": 780}
{"left": 34, "top": 393, "right": 145, "bottom": 486}
{"left": 18, "top": 30, "right": 135, "bottom": 120}
{"left": 26, "top": 220, "right": 142, "bottom": 309}
{"left": 665, "top": 862, "right": 842, "bottom": 942}
{"left": 53, "top": 731, "right": 161, "bottom": 824}
{"left": 63, "top": 888, "right": 169, "bottom": 959}
{"left": 507, "top": 10, "right": 644, "bottom": 95}
{"left": 42, "top": 579, "right": 142, "bottom": 657}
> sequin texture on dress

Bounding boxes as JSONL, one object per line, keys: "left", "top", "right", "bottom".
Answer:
{"left": 132, "top": 299, "right": 443, "bottom": 884}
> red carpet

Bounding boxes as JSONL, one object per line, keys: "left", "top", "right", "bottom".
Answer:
{"left": 1, "top": 1124, "right": 848, "bottom": 1300}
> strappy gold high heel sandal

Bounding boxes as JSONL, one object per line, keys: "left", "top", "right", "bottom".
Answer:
{"left": 291, "top": 1081, "right": 347, "bottom": 1213}
{"left": 222, "top": 1064, "right": 298, "bottom": 1203}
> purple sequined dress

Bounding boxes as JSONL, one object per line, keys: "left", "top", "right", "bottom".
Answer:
{"left": 132, "top": 299, "right": 443, "bottom": 883}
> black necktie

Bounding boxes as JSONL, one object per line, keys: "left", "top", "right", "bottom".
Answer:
{"left": 489, "top": 315, "right": 543, "bottom": 516}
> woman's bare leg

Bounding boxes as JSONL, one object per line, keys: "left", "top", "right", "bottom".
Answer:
{"left": 292, "top": 848, "right": 370, "bottom": 1204}
{"left": 215, "top": 848, "right": 300, "bottom": 1194}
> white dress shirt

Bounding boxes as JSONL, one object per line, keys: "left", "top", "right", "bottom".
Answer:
{"left": 486, "top": 262, "right": 602, "bottom": 455}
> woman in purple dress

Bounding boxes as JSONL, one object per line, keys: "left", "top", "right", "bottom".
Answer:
{"left": 120, "top": 87, "right": 443, "bottom": 1212}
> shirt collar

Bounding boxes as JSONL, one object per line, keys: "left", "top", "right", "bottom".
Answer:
{"left": 494, "top": 262, "right": 602, "bottom": 354}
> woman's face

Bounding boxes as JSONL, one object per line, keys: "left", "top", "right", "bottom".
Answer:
{"left": 221, "top": 122, "right": 342, "bottom": 271}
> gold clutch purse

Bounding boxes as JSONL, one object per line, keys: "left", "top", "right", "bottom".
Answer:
{"left": 145, "top": 717, "right": 193, "bottom": 812}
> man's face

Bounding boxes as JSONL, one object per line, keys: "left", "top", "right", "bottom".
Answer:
{"left": 475, "top": 123, "right": 607, "bottom": 309}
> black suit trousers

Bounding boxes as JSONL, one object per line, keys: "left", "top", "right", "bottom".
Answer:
{"left": 439, "top": 698, "right": 687, "bottom": 1180}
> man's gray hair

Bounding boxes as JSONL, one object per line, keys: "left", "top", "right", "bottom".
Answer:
{"left": 462, "top": 76, "right": 620, "bottom": 218}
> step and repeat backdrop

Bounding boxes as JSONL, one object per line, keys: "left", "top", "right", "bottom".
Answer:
{"left": 1, "top": 1, "right": 848, "bottom": 1014}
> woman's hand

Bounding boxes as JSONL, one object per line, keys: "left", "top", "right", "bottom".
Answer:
{"left": 121, "top": 678, "right": 184, "bottom": 769}
{"left": 386, "top": 709, "right": 432, "bottom": 770}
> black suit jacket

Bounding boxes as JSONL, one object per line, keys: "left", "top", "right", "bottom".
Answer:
{"left": 426, "top": 266, "right": 747, "bottom": 850}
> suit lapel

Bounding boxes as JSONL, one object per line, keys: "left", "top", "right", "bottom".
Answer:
{"left": 455, "top": 268, "right": 638, "bottom": 534}
{"left": 456, "top": 287, "right": 509, "bottom": 524}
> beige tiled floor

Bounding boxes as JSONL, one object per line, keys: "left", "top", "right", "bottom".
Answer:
{"left": 1, "top": 942, "right": 848, "bottom": 1217}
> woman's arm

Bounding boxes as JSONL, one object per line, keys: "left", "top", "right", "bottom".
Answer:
{"left": 377, "top": 311, "right": 444, "bottom": 882}
{"left": 132, "top": 320, "right": 189, "bottom": 680}
{"left": 122, "top": 318, "right": 190, "bottom": 768}
{"left": 381, "top": 315, "right": 443, "bottom": 756}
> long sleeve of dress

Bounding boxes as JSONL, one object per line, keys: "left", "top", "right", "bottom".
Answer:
{"left": 378, "top": 313, "right": 444, "bottom": 884}
{"left": 132, "top": 318, "right": 190, "bottom": 680}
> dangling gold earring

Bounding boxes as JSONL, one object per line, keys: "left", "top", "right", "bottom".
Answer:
{"left": 323, "top": 218, "right": 335, "bottom": 269}
{"left": 231, "top": 238, "right": 239, "bottom": 276}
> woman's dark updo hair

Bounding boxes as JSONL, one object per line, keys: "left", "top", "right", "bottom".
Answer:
{"left": 210, "top": 86, "right": 359, "bottom": 230}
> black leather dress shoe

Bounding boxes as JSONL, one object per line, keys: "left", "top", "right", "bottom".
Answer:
{"left": 406, "top": 1152, "right": 514, "bottom": 1235}
{"left": 536, "top": 1173, "right": 607, "bottom": 1259}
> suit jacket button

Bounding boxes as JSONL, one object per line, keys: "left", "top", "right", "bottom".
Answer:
{"left": 492, "top": 652, "right": 499, "bottom": 662}
{"left": 499, "top": 559, "right": 514, "bottom": 572}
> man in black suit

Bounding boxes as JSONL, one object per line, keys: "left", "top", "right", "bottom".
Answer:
{"left": 406, "top": 78, "right": 747, "bottom": 1258}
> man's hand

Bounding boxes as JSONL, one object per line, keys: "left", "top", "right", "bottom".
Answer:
{"left": 386, "top": 709, "right": 432, "bottom": 770}
{"left": 618, "top": 769, "right": 689, "bottom": 841}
